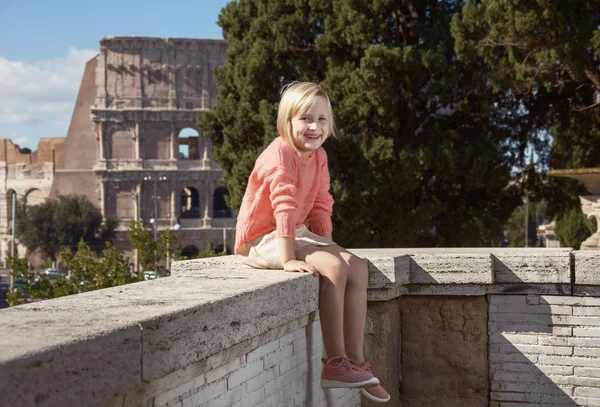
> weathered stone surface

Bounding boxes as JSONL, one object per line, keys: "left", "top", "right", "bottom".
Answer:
{"left": 349, "top": 249, "right": 411, "bottom": 288}
{"left": 141, "top": 269, "right": 319, "bottom": 381}
{"left": 0, "top": 300, "right": 141, "bottom": 407}
{"left": 170, "top": 255, "right": 244, "bottom": 274}
{"left": 492, "top": 249, "right": 571, "bottom": 283}
{"left": 574, "top": 251, "right": 600, "bottom": 285}
{"left": 408, "top": 252, "right": 492, "bottom": 284}
{"left": 363, "top": 299, "right": 400, "bottom": 407}
{"left": 5, "top": 248, "right": 600, "bottom": 407}
{"left": 0, "top": 267, "right": 319, "bottom": 406}
{"left": 176, "top": 249, "right": 583, "bottom": 298}
{"left": 400, "top": 296, "right": 489, "bottom": 407}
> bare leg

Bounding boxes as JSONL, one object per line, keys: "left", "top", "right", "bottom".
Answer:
{"left": 295, "top": 245, "right": 369, "bottom": 362}
{"left": 296, "top": 244, "right": 348, "bottom": 359}
{"left": 341, "top": 251, "right": 369, "bottom": 363}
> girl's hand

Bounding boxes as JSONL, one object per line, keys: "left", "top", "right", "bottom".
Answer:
{"left": 283, "top": 259, "right": 319, "bottom": 276}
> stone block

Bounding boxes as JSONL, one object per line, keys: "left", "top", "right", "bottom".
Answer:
{"left": 346, "top": 249, "right": 411, "bottom": 288}
{"left": 400, "top": 296, "right": 489, "bottom": 407}
{"left": 574, "top": 251, "right": 600, "bottom": 285}
{"left": 408, "top": 252, "right": 492, "bottom": 284}
{"left": 492, "top": 249, "right": 571, "bottom": 283}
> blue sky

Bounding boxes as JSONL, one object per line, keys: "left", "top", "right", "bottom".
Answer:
{"left": 0, "top": 0, "right": 230, "bottom": 150}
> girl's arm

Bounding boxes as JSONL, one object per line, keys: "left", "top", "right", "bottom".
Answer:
{"left": 279, "top": 237, "right": 318, "bottom": 275}
{"left": 278, "top": 237, "right": 296, "bottom": 264}
{"left": 307, "top": 151, "right": 334, "bottom": 237}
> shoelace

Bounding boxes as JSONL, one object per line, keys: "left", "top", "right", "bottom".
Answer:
{"left": 322, "top": 356, "right": 362, "bottom": 371}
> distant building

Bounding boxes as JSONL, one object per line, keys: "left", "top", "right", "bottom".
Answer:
{"left": 539, "top": 221, "right": 560, "bottom": 248}
{"left": 0, "top": 138, "right": 65, "bottom": 262}
{"left": 1, "top": 37, "right": 235, "bottom": 266}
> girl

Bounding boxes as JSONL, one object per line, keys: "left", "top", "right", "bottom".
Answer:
{"left": 235, "top": 82, "right": 390, "bottom": 403}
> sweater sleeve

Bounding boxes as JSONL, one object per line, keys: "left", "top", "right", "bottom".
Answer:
{"left": 307, "top": 150, "right": 334, "bottom": 236}
{"left": 268, "top": 168, "right": 298, "bottom": 238}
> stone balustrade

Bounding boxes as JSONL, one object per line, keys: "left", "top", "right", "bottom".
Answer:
{"left": 0, "top": 248, "right": 599, "bottom": 407}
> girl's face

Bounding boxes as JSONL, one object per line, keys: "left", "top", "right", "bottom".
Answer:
{"left": 290, "top": 97, "right": 330, "bottom": 157}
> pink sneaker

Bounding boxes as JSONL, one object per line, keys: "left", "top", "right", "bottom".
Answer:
{"left": 355, "top": 361, "right": 391, "bottom": 403}
{"left": 320, "top": 357, "right": 379, "bottom": 389}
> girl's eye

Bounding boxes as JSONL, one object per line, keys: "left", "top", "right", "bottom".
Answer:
{"left": 319, "top": 118, "right": 327, "bottom": 121}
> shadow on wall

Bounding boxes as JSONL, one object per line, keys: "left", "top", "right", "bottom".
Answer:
{"left": 489, "top": 295, "right": 578, "bottom": 406}
{"left": 490, "top": 255, "right": 578, "bottom": 406}
{"left": 399, "top": 253, "right": 579, "bottom": 407}
{"left": 489, "top": 254, "right": 578, "bottom": 406}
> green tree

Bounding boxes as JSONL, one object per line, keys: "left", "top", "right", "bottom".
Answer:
{"left": 58, "top": 240, "right": 139, "bottom": 292}
{"left": 127, "top": 220, "right": 180, "bottom": 271}
{"left": 202, "top": 0, "right": 521, "bottom": 248}
{"left": 16, "top": 194, "right": 115, "bottom": 261}
{"left": 5, "top": 255, "right": 33, "bottom": 306}
{"left": 127, "top": 220, "right": 157, "bottom": 271}
{"left": 452, "top": 0, "right": 600, "bottom": 233}
{"left": 555, "top": 207, "right": 596, "bottom": 250}
{"left": 451, "top": 0, "right": 600, "bottom": 101}
{"left": 6, "top": 240, "right": 138, "bottom": 306}
{"left": 505, "top": 200, "right": 550, "bottom": 248}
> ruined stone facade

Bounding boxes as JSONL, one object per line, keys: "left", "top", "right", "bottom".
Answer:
{"left": 0, "top": 138, "right": 65, "bottom": 261}
{"left": 2, "top": 37, "right": 234, "bottom": 265}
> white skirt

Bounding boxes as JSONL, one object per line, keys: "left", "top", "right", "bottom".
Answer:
{"left": 238, "top": 225, "right": 336, "bottom": 269}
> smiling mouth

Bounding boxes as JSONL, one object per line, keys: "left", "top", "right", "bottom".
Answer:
{"left": 305, "top": 134, "right": 321, "bottom": 140}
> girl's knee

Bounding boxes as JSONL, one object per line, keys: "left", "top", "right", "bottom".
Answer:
{"left": 318, "top": 256, "right": 349, "bottom": 285}
{"left": 344, "top": 254, "right": 369, "bottom": 285}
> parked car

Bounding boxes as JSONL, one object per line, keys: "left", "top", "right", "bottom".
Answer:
{"left": 41, "top": 269, "right": 68, "bottom": 280}
{"left": 13, "top": 279, "right": 26, "bottom": 293}
{"left": 144, "top": 270, "right": 160, "bottom": 281}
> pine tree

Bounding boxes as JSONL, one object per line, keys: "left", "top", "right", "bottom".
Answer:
{"left": 452, "top": 0, "right": 600, "bottom": 246}
{"left": 202, "top": 0, "right": 526, "bottom": 248}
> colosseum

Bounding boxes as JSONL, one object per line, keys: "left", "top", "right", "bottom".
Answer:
{"left": 0, "top": 37, "right": 234, "bottom": 266}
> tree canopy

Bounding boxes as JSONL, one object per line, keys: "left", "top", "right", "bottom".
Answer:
{"left": 452, "top": 0, "right": 600, "bottom": 247}
{"left": 6, "top": 241, "right": 139, "bottom": 307}
{"left": 452, "top": 0, "right": 600, "bottom": 99}
{"left": 16, "top": 194, "right": 115, "bottom": 260}
{"left": 202, "top": 0, "right": 529, "bottom": 248}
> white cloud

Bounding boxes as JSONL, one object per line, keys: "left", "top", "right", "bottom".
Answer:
{"left": 0, "top": 47, "right": 97, "bottom": 125}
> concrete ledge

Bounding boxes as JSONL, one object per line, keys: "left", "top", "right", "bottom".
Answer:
{"left": 2, "top": 248, "right": 598, "bottom": 407}
{"left": 0, "top": 322, "right": 141, "bottom": 407}
{"left": 176, "top": 248, "right": 580, "bottom": 299}
{"left": 141, "top": 269, "right": 319, "bottom": 381}
{"left": 0, "top": 267, "right": 319, "bottom": 407}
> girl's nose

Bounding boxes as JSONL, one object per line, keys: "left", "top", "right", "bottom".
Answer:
{"left": 308, "top": 122, "right": 317, "bottom": 130}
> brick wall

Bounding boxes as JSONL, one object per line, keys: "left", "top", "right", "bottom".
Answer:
{"left": 489, "top": 295, "right": 600, "bottom": 407}
{"left": 102, "top": 313, "right": 360, "bottom": 407}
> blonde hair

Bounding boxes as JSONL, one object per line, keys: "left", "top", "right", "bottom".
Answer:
{"left": 277, "top": 81, "right": 336, "bottom": 152}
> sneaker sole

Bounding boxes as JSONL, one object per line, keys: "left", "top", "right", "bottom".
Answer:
{"left": 360, "top": 388, "right": 391, "bottom": 403}
{"left": 320, "top": 377, "right": 379, "bottom": 389}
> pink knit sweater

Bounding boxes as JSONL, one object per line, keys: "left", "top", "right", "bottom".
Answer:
{"left": 234, "top": 137, "right": 334, "bottom": 254}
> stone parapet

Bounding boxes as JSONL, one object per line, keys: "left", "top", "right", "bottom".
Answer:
{"left": 1, "top": 248, "right": 599, "bottom": 407}
{"left": 0, "top": 267, "right": 318, "bottom": 407}
{"left": 172, "top": 248, "right": 584, "bottom": 301}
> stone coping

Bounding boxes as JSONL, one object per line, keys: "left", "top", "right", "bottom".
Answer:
{"left": 173, "top": 248, "right": 597, "bottom": 300}
{"left": 1, "top": 248, "right": 598, "bottom": 406}
{"left": 0, "top": 268, "right": 318, "bottom": 407}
